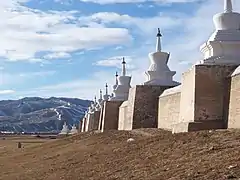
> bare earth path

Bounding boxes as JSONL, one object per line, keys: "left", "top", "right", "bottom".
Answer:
{"left": 1, "top": 129, "right": 240, "bottom": 180}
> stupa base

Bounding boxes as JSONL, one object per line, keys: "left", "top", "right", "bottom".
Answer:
{"left": 118, "top": 85, "right": 176, "bottom": 130}
{"left": 100, "top": 101, "right": 124, "bottom": 132}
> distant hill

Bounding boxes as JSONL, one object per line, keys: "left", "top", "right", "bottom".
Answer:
{"left": 0, "top": 97, "right": 91, "bottom": 133}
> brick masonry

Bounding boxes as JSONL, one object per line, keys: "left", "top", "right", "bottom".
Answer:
{"left": 85, "top": 113, "right": 94, "bottom": 132}
{"left": 125, "top": 85, "right": 174, "bottom": 130}
{"left": 173, "top": 64, "right": 237, "bottom": 133}
{"left": 78, "top": 119, "right": 83, "bottom": 133}
{"left": 228, "top": 73, "right": 240, "bottom": 128}
{"left": 158, "top": 90, "right": 181, "bottom": 130}
{"left": 93, "top": 110, "right": 101, "bottom": 130}
{"left": 101, "top": 101, "right": 123, "bottom": 132}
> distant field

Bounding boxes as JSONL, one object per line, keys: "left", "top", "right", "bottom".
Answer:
{"left": 0, "top": 135, "right": 58, "bottom": 157}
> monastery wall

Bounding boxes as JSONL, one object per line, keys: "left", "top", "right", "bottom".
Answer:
{"left": 228, "top": 69, "right": 240, "bottom": 128}
{"left": 194, "top": 65, "right": 235, "bottom": 122}
{"left": 121, "top": 87, "right": 136, "bottom": 130}
{"left": 118, "top": 101, "right": 129, "bottom": 130}
{"left": 93, "top": 111, "right": 101, "bottom": 130}
{"left": 173, "top": 65, "right": 237, "bottom": 133}
{"left": 78, "top": 120, "right": 83, "bottom": 133}
{"left": 178, "top": 66, "right": 195, "bottom": 123}
{"left": 85, "top": 113, "right": 94, "bottom": 132}
{"left": 101, "top": 101, "right": 123, "bottom": 132}
{"left": 158, "top": 86, "right": 181, "bottom": 130}
{"left": 83, "top": 117, "right": 87, "bottom": 132}
{"left": 126, "top": 85, "right": 173, "bottom": 130}
{"left": 98, "top": 107, "right": 105, "bottom": 131}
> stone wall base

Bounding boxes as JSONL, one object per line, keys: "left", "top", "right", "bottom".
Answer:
{"left": 228, "top": 69, "right": 240, "bottom": 128}
{"left": 122, "top": 85, "right": 176, "bottom": 130}
{"left": 85, "top": 113, "right": 94, "bottom": 132}
{"left": 172, "top": 120, "right": 224, "bottom": 133}
{"left": 158, "top": 86, "right": 181, "bottom": 130}
{"left": 81, "top": 118, "right": 86, "bottom": 132}
{"left": 118, "top": 101, "right": 129, "bottom": 130}
{"left": 93, "top": 111, "right": 100, "bottom": 130}
{"left": 101, "top": 101, "right": 123, "bottom": 132}
{"left": 98, "top": 107, "right": 104, "bottom": 131}
{"left": 78, "top": 120, "right": 83, "bottom": 133}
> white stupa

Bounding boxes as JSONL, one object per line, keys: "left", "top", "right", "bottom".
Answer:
{"left": 199, "top": 0, "right": 240, "bottom": 65}
{"left": 103, "top": 83, "right": 110, "bottom": 101}
{"left": 95, "top": 90, "right": 103, "bottom": 111}
{"left": 92, "top": 96, "right": 98, "bottom": 111}
{"left": 85, "top": 105, "right": 94, "bottom": 131}
{"left": 88, "top": 103, "right": 95, "bottom": 114}
{"left": 91, "top": 97, "right": 97, "bottom": 111}
{"left": 144, "top": 28, "right": 179, "bottom": 86}
{"left": 70, "top": 124, "right": 78, "bottom": 134}
{"left": 59, "top": 122, "right": 69, "bottom": 135}
{"left": 112, "top": 72, "right": 119, "bottom": 91}
{"left": 110, "top": 58, "right": 132, "bottom": 101}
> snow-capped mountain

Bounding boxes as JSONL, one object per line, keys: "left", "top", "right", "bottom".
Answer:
{"left": 0, "top": 97, "right": 91, "bottom": 133}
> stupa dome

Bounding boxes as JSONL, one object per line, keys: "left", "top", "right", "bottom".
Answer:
{"left": 213, "top": 0, "right": 240, "bottom": 31}
{"left": 199, "top": 0, "right": 240, "bottom": 65}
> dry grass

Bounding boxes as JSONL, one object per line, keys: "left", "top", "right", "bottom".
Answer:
{"left": 1, "top": 129, "right": 240, "bottom": 180}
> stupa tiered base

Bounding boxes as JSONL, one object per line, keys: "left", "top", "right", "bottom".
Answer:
{"left": 118, "top": 85, "right": 176, "bottom": 130}
{"left": 100, "top": 101, "right": 124, "bottom": 132}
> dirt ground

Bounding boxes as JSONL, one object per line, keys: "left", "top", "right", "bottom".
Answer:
{"left": 1, "top": 129, "right": 240, "bottom": 180}
{"left": 0, "top": 135, "right": 55, "bottom": 156}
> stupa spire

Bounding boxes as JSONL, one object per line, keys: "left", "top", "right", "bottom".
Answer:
{"left": 99, "top": 89, "right": 103, "bottom": 100}
{"left": 122, "top": 57, "right": 126, "bottom": 76}
{"left": 105, "top": 83, "right": 108, "bottom": 95}
{"left": 94, "top": 96, "right": 97, "bottom": 103}
{"left": 156, "top": 28, "right": 162, "bottom": 52}
{"left": 224, "top": 0, "right": 232, "bottom": 13}
{"left": 115, "top": 71, "right": 118, "bottom": 85}
{"left": 110, "top": 58, "right": 132, "bottom": 101}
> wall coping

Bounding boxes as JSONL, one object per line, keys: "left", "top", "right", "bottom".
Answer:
{"left": 160, "top": 85, "right": 181, "bottom": 97}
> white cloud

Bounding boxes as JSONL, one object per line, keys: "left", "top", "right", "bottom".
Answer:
{"left": 78, "top": 0, "right": 200, "bottom": 5}
{"left": 94, "top": 56, "right": 135, "bottom": 70}
{"left": 0, "top": 0, "right": 132, "bottom": 62}
{"left": 19, "top": 71, "right": 56, "bottom": 77}
{"left": 0, "top": 90, "right": 15, "bottom": 95}
{"left": 82, "top": 12, "right": 183, "bottom": 34}
{"left": 44, "top": 52, "right": 71, "bottom": 59}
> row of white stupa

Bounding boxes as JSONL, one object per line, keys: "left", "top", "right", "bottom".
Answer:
{"left": 81, "top": 26, "right": 179, "bottom": 128}
{"left": 61, "top": 0, "right": 240, "bottom": 133}
{"left": 59, "top": 122, "right": 78, "bottom": 135}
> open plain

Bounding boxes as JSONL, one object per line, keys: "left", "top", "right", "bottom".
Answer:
{"left": 0, "top": 129, "right": 240, "bottom": 180}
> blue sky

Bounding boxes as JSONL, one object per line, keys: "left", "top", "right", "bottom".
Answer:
{"left": 0, "top": 0, "right": 239, "bottom": 100}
